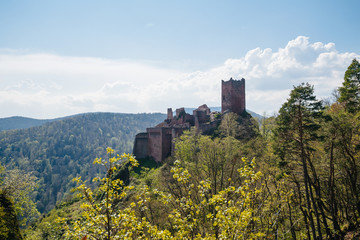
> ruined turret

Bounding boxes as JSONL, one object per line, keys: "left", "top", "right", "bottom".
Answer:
{"left": 221, "top": 78, "right": 245, "bottom": 114}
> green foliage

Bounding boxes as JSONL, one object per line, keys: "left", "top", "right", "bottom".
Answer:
{"left": 0, "top": 163, "right": 38, "bottom": 239}
{"left": 274, "top": 82, "right": 324, "bottom": 162}
{"left": 0, "top": 192, "right": 23, "bottom": 240}
{"left": 158, "top": 131, "right": 293, "bottom": 238}
{"left": 218, "top": 111, "right": 258, "bottom": 140}
{"left": 59, "top": 144, "right": 282, "bottom": 239}
{"left": 273, "top": 83, "right": 328, "bottom": 239}
{"left": 157, "top": 158, "right": 266, "bottom": 239}
{"left": 322, "top": 103, "right": 360, "bottom": 231}
{"left": 219, "top": 112, "right": 240, "bottom": 137}
{"left": 270, "top": 77, "right": 360, "bottom": 238}
{"left": 61, "top": 148, "right": 139, "bottom": 240}
{"left": 0, "top": 168, "right": 39, "bottom": 227}
{"left": 259, "top": 114, "right": 276, "bottom": 141}
{"left": 24, "top": 200, "right": 82, "bottom": 239}
{"left": 338, "top": 58, "right": 360, "bottom": 113}
{"left": 0, "top": 113, "right": 165, "bottom": 213}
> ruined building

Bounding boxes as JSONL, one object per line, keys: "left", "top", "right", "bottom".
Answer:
{"left": 222, "top": 77, "right": 245, "bottom": 114}
{"left": 133, "top": 78, "right": 246, "bottom": 162}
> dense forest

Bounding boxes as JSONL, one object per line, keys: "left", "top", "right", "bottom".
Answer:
{"left": 1, "top": 59, "right": 360, "bottom": 239}
{"left": 0, "top": 113, "right": 165, "bottom": 214}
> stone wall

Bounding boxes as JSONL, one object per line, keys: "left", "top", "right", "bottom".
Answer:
{"left": 221, "top": 78, "right": 245, "bottom": 114}
{"left": 144, "top": 127, "right": 174, "bottom": 162}
{"left": 193, "top": 104, "right": 211, "bottom": 127}
{"left": 133, "top": 133, "right": 148, "bottom": 159}
{"left": 147, "top": 128, "right": 163, "bottom": 162}
{"left": 161, "top": 128, "right": 173, "bottom": 161}
{"left": 167, "top": 108, "right": 173, "bottom": 120}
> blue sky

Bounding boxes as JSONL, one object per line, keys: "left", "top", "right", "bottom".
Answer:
{"left": 0, "top": 1, "right": 359, "bottom": 118}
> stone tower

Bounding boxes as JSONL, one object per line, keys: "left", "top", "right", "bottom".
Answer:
{"left": 221, "top": 78, "right": 245, "bottom": 114}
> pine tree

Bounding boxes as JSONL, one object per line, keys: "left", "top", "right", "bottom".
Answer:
{"left": 338, "top": 59, "right": 360, "bottom": 113}
{"left": 273, "top": 83, "right": 328, "bottom": 239}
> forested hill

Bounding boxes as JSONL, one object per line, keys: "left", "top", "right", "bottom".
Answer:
{"left": 0, "top": 112, "right": 165, "bottom": 213}
{"left": 0, "top": 116, "right": 56, "bottom": 131}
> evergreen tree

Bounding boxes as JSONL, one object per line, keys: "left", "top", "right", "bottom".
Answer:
{"left": 338, "top": 59, "right": 360, "bottom": 113}
{"left": 273, "top": 83, "right": 328, "bottom": 239}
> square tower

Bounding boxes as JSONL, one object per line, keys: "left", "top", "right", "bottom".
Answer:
{"left": 221, "top": 78, "right": 245, "bottom": 114}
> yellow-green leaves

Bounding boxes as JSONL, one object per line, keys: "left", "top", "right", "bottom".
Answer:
{"left": 62, "top": 145, "right": 286, "bottom": 239}
{"left": 63, "top": 148, "right": 144, "bottom": 240}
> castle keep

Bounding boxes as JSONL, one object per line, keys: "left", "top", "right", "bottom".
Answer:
{"left": 222, "top": 78, "right": 245, "bottom": 114}
{"left": 133, "top": 78, "right": 246, "bottom": 162}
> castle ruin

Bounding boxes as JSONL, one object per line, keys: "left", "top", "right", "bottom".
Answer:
{"left": 222, "top": 77, "right": 245, "bottom": 114}
{"left": 133, "top": 78, "right": 246, "bottom": 162}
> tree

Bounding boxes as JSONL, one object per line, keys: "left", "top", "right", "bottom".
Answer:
{"left": 152, "top": 131, "right": 291, "bottom": 239}
{"left": 273, "top": 83, "right": 329, "bottom": 239}
{"left": 338, "top": 58, "right": 360, "bottom": 113}
{"left": 0, "top": 168, "right": 39, "bottom": 227}
{"left": 62, "top": 148, "right": 141, "bottom": 240}
{"left": 0, "top": 164, "right": 39, "bottom": 226}
{"left": 0, "top": 163, "right": 39, "bottom": 239}
{"left": 0, "top": 192, "right": 23, "bottom": 240}
{"left": 323, "top": 101, "right": 360, "bottom": 232}
{"left": 219, "top": 112, "right": 241, "bottom": 138}
{"left": 62, "top": 138, "right": 291, "bottom": 240}
{"left": 0, "top": 164, "right": 22, "bottom": 239}
{"left": 259, "top": 114, "right": 276, "bottom": 141}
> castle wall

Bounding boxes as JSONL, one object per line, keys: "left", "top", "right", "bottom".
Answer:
{"left": 167, "top": 108, "right": 173, "bottom": 120}
{"left": 133, "top": 133, "right": 148, "bottom": 159}
{"left": 176, "top": 108, "right": 185, "bottom": 119}
{"left": 147, "top": 128, "right": 163, "bottom": 162}
{"left": 147, "top": 127, "right": 174, "bottom": 162}
{"left": 161, "top": 128, "right": 173, "bottom": 161}
{"left": 193, "top": 104, "right": 210, "bottom": 128}
{"left": 221, "top": 78, "right": 245, "bottom": 114}
{"left": 194, "top": 110, "right": 209, "bottom": 127}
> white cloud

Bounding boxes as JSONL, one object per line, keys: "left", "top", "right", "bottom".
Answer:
{"left": 0, "top": 36, "right": 359, "bottom": 118}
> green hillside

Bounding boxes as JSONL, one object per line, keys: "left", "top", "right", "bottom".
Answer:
{"left": 0, "top": 112, "right": 165, "bottom": 213}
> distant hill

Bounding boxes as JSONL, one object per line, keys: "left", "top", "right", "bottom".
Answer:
{"left": 0, "top": 115, "right": 90, "bottom": 131}
{"left": 0, "top": 112, "right": 165, "bottom": 213}
{"left": 0, "top": 116, "right": 55, "bottom": 131}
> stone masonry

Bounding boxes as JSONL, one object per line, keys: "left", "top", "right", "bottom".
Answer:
{"left": 221, "top": 77, "right": 245, "bottom": 114}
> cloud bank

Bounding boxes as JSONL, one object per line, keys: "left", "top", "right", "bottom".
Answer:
{"left": 0, "top": 36, "right": 358, "bottom": 118}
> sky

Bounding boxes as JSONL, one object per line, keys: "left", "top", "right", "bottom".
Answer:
{"left": 0, "top": 0, "right": 359, "bottom": 119}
